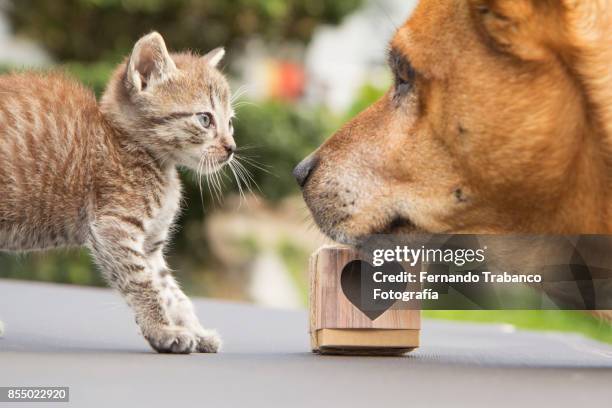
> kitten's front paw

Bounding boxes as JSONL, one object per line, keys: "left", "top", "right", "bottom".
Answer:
{"left": 144, "top": 326, "right": 199, "bottom": 354}
{"left": 195, "top": 329, "right": 222, "bottom": 353}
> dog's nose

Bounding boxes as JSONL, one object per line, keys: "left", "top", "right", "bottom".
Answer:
{"left": 293, "top": 154, "right": 318, "bottom": 188}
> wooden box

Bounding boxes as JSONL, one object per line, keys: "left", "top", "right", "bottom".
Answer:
{"left": 309, "top": 245, "right": 421, "bottom": 355}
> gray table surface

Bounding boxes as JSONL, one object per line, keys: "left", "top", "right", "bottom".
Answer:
{"left": 0, "top": 279, "right": 611, "bottom": 407}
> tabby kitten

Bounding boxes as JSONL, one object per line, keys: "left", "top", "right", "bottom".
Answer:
{"left": 0, "top": 32, "right": 236, "bottom": 353}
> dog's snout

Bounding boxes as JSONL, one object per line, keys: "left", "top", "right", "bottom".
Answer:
{"left": 293, "top": 154, "right": 319, "bottom": 188}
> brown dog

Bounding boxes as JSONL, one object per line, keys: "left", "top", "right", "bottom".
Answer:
{"left": 295, "top": 0, "right": 612, "bottom": 244}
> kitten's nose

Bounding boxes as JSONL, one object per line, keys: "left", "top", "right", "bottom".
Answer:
{"left": 223, "top": 142, "right": 236, "bottom": 155}
{"left": 293, "top": 154, "right": 319, "bottom": 189}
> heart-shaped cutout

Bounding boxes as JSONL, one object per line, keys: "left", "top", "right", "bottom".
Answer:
{"left": 340, "top": 260, "right": 407, "bottom": 320}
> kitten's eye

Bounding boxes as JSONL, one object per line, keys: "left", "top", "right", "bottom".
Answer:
{"left": 228, "top": 118, "right": 233, "bottom": 132}
{"left": 196, "top": 112, "right": 215, "bottom": 129}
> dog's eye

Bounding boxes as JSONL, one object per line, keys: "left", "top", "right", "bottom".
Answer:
{"left": 388, "top": 48, "right": 416, "bottom": 98}
{"left": 196, "top": 112, "right": 215, "bottom": 129}
{"left": 394, "top": 63, "right": 416, "bottom": 94}
{"left": 395, "top": 76, "right": 412, "bottom": 95}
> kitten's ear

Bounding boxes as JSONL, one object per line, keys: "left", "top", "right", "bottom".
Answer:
{"left": 202, "top": 47, "right": 225, "bottom": 68}
{"left": 127, "top": 32, "right": 177, "bottom": 92}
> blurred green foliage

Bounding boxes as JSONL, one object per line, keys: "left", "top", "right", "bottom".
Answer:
{"left": 0, "top": 249, "right": 104, "bottom": 286}
{"left": 0, "top": 48, "right": 385, "bottom": 288}
{"left": 278, "top": 239, "right": 309, "bottom": 304}
{"left": 0, "top": 61, "right": 340, "bottom": 288}
{"left": 345, "top": 82, "right": 387, "bottom": 119}
{"left": 63, "top": 61, "right": 117, "bottom": 95}
{"left": 231, "top": 101, "right": 337, "bottom": 200}
{"left": 425, "top": 310, "right": 612, "bottom": 345}
{"left": 0, "top": 0, "right": 377, "bottom": 292}
{"left": 6, "top": 0, "right": 363, "bottom": 62}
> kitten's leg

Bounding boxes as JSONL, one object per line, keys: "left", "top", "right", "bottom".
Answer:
{"left": 146, "top": 243, "right": 221, "bottom": 353}
{"left": 88, "top": 219, "right": 201, "bottom": 354}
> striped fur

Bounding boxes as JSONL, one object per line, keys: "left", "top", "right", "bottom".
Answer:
{"left": 0, "top": 32, "right": 236, "bottom": 353}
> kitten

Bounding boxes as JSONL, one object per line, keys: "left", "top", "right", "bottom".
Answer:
{"left": 0, "top": 32, "right": 236, "bottom": 353}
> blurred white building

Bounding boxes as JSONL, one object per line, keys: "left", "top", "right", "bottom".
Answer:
{"left": 305, "top": 0, "right": 418, "bottom": 113}
{"left": 0, "top": 3, "right": 49, "bottom": 67}
{"left": 234, "top": 0, "right": 418, "bottom": 113}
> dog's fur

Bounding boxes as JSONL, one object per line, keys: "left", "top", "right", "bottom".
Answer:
{"left": 299, "top": 0, "right": 611, "bottom": 242}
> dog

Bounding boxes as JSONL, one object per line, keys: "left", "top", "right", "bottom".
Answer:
{"left": 295, "top": 0, "right": 611, "bottom": 241}
{"left": 294, "top": 0, "right": 612, "bottom": 317}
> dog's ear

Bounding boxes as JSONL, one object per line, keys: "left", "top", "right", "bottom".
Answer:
{"left": 561, "top": 0, "right": 612, "bottom": 157}
{"left": 469, "top": 0, "right": 566, "bottom": 61}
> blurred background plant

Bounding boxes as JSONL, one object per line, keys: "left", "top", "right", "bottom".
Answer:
{"left": 7, "top": 0, "right": 363, "bottom": 62}
{"left": 1, "top": 0, "right": 609, "bottom": 344}
{"left": 0, "top": 0, "right": 404, "bottom": 302}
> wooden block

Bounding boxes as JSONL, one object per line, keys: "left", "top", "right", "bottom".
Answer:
{"left": 309, "top": 245, "right": 420, "bottom": 355}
